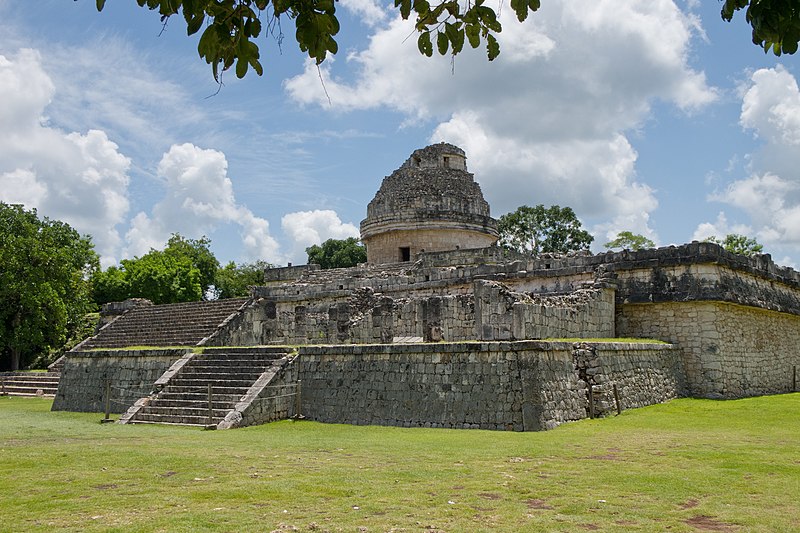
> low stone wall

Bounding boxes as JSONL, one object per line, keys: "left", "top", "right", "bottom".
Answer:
{"left": 573, "top": 342, "right": 685, "bottom": 416}
{"left": 294, "top": 341, "right": 680, "bottom": 431}
{"left": 618, "top": 301, "right": 800, "bottom": 398}
{"left": 52, "top": 349, "right": 188, "bottom": 413}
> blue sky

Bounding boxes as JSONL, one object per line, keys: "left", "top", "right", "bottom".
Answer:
{"left": 1, "top": 1, "right": 798, "bottom": 268}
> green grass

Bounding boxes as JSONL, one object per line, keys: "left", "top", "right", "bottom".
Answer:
{"left": 1, "top": 395, "right": 798, "bottom": 532}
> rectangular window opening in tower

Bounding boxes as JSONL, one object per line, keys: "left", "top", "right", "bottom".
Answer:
{"left": 399, "top": 247, "right": 411, "bottom": 262}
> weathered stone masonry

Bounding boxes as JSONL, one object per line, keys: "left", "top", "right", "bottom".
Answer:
{"left": 297, "top": 341, "right": 682, "bottom": 430}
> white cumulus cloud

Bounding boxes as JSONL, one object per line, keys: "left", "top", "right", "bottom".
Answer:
{"left": 701, "top": 66, "right": 800, "bottom": 256}
{"left": 0, "top": 49, "right": 131, "bottom": 265}
{"left": 125, "top": 143, "right": 281, "bottom": 262}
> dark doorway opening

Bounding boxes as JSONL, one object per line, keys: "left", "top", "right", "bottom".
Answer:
{"left": 399, "top": 247, "right": 411, "bottom": 262}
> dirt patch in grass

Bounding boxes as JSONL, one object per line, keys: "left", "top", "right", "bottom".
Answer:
{"left": 478, "top": 493, "right": 501, "bottom": 500}
{"left": 685, "top": 515, "right": 736, "bottom": 531}
{"left": 679, "top": 498, "right": 700, "bottom": 509}
{"left": 525, "top": 499, "right": 554, "bottom": 510}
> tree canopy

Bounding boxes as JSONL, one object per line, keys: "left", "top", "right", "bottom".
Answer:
{"left": 498, "top": 204, "right": 594, "bottom": 256}
{"left": 212, "top": 260, "right": 272, "bottom": 299}
{"left": 722, "top": 0, "right": 800, "bottom": 55}
{"left": 706, "top": 233, "right": 764, "bottom": 257}
{"left": 604, "top": 231, "right": 655, "bottom": 251}
{"left": 91, "top": 233, "right": 218, "bottom": 305}
{"left": 306, "top": 237, "right": 367, "bottom": 269}
{"left": 92, "top": 1, "right": 796, "bottom": 82}
{"left": 0, "top": 203, "right": 99, "bottom": 370}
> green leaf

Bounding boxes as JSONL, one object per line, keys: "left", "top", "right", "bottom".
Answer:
{"left": 396, "top": 0, "right": 412, "bottom": 20}
{"left": 437, "top": 31, "right": 448, "bottom": 55}
{"left": 96, "top": 0, "right": 107, "bottom": 10}
{"left": 465, "top": 23, "right": 480, "bottom": 48}
{"left": 235, "top": 57, "right": 248, "bottom": 78}
{"left": 187, "top": 14, "right": 205, "bottom": 35}
{"left": 418, "top": 31, "right": 433, "bottom": 57}
{"left": 486, "top": 33, "right": 499, "bottom": 60}
{"left": 510, "top": 0, "right": 528, "bottom": 22}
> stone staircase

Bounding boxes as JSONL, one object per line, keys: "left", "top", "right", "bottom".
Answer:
{"left": 120, "top": 347, "right": 294, "bottom": 427}
{"left": 78, "top": 298, "right": 251, "bottom": 350}
{"left": 1, "top": 371, "right": 61, "bottom": 397}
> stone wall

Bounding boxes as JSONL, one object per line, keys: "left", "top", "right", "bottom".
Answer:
{"left": 473, "top": 280, "right": 615, "bottom": 340}
{"left": 294, "top": 341, "right": 680, "bottom": 431}
{"left": 617, "top": 301, "right": 800, "bottom": 398}
{"left": 573, "top": 342, "right": 685, "bottom": 416}
{"left": 52, "top": 349, "right": 187, "bottom": 413}
{"left": 362, "top": 227, "right": 499, "bottom": 265}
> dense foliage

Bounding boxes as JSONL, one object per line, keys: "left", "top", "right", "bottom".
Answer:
{"left": 722, "top": 0, "right": 800, "bottom": 55}
{"left": 91, "top": 234, "right": 217, "bottom": 305}
{"left": 0, "top": 203, "right": 99, "bottom": 370}
{"left": 91, "top": 1, "right": 796, "bottom": 83}
{"left": 706, "top": 233, "right": 764, "bottom": 257}
{"left": 306, "top": 237, "right": 367, "bottom": 269}
{"left": 498, "top": 204, "right": 594, "bottom": 256}
{"left": 604, "top": 231, "right": 656, "bottom": 251}
{"left": 212, "top": 260, "right": 272, "bottom": 299}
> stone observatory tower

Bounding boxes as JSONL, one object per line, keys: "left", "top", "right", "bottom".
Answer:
{"left": 360, "top": 143, "right": 499, "bottom": 264}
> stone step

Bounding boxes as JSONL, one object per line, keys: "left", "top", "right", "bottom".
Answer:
{"left": 138, "top": 405, "right": 234, "bottom": 418}
{"left": 158, "top": 385, "right": 251, "bottom": 397}
{"left": 148, "top": 398, "right": 242, "bottom": 409}
{"left": 156, "top": 390, "right": 244, "bottom": 401}
{"left": 1, "top": 386, "right": 58, "bottom": 397}
{"left": 177, "top": 371, "right": 266, "bottom": 381}
{"left": 126, "top": 419, "right": 208, "bottom": 427}
{"left": 167, "top": 378, "right": 259, "bottom": 389}
{"left": 131, "top": 412, "right": 226, "bottom": 426}
{"left": 0, "top": 376, "right": 59, "bottom": 388}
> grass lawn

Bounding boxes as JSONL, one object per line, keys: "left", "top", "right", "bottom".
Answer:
{"left": 1, "top": 395, "right": 798, "bottom": 532}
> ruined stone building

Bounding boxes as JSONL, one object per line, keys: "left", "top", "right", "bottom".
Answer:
{"left": 53, "top": 143, "right": 800, "bottom": 432}
{"left": 360, "top": 143, "right": 498, "bottom": 263}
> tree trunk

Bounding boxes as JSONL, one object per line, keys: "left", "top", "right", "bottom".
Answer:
{"left": 10, "top": 347, "right": 20, "bottom": 371}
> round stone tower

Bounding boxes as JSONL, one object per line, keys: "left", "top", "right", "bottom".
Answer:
{"left": 360, "top": 143, "right": 499, "bottom": 264}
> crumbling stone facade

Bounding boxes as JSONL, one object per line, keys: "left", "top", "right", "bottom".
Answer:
{"left": 360, "top": 143, "right": 498, "bottom": 264}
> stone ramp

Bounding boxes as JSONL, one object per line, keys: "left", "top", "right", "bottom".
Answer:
{"left": 1, "top": 372, "right": 61, "bottom": 397}
{"left": 120, "top": 347, "right": 295, "bottom": 428}
{"left": 78, "top": 298, "right": 251, "bottom": 350}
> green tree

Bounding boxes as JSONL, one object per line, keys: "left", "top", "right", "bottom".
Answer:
{"left": 306, "top": 237, "right": 367, "bottom": 269}
{"left": 706, "top": 234, "right": 764, "bottom": 257}
{"left": 91, "top": 1, "right": 795, "bottom": 84}
{"left": 91, "top": 265, "right": 131, "bottom": 304}
{"left": 604, "top": 231, "right": 655, "bottom": 251}
{"left": 163, "top": 234, "right": 219, "bottom": 295}
{"left": 0, "top": 203, "right": 99, "bottom": 370}
{"left": 121, "top": 250, "right": 203, "bottom": 304}
{"left": 498, "top": 204, "right": 594, "bottom": 256}
{"left": 90, "top": 233, "right": 219, "bottom": 305}
{"left": 213, "top": 260, "right": 271, "bottom": 299}
{"left": 722, "top": 0, "right": 800, "bottom": 55}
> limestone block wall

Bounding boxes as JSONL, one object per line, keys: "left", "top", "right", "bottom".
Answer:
{"left": 617, "top": 301, "right": 800, "bottom": 398}
{"left": 363, "top": 227, "right": 498, "bottom": 264}
{"left": 573, "top": 342, "right": 685, "bottom": 416}
{"left": 474, "top": 280, "right": 615, "bottom": 341}
{"left": 52, "top": 349, "right": 187, "bottom": 413}
{"left": 296, "top": 341, "right": 587, "bottom": 431}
